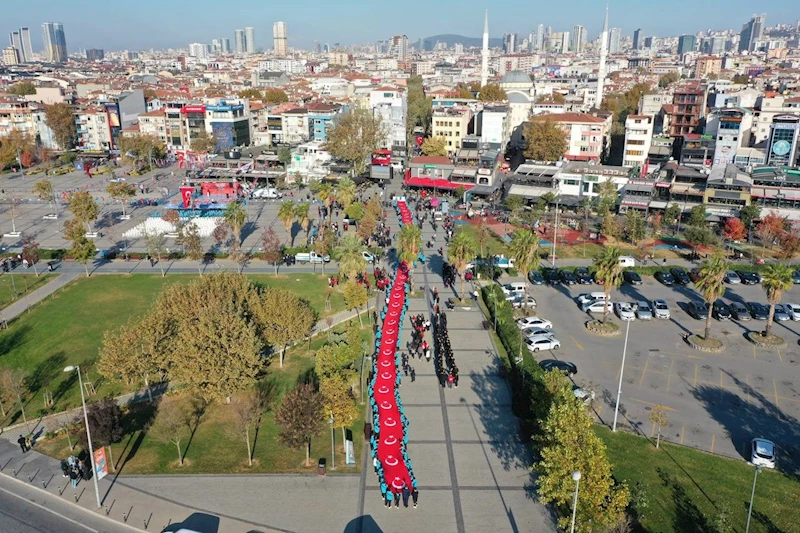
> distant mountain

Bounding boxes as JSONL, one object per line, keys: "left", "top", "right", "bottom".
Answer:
{"left": 420, "top": 34, "right": 503, "bottom": 49}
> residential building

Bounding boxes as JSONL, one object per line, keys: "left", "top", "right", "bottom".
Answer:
{"left": 623, "top": 115, "right": 654, "bottom": 169}
{"left": 389, "top": 35, "right": 408, "bottom": 61}
{"left": 679, "top": 134, "right": 715, "bottom": 167}
{"left": 220, "top": 38, "right": 231, "bottom": 54}
{"left": 137, "top": 108, "right": 168, "bottom": 146}
{"left": 180, "top": 105, "right": 208, "bottom": 149}
{"left": 571, "top": 25, "right": 587, "bottom": 53}
{"left": 369, "top": 87, "right": 408, "bottom": 159}
{"left": 42, "top": 22, "right": 67, "bottom": 63}
{"left": 281, "top": 107, "right": 310, "bottom": 144}
{"left": 765, "top": 114, "right": 800, "bottom": 167}
{"left": 608, "top": 28, "right": 621, "bottom": 54}
{"left": 251, "top": 71, "right": 290, "bottom": 88}
{"left": 2, "top": 46, "right": 19, "bottom": 65}
{"left": 549, "top": 112, "right": 609, "bottom": 162}
{"left": 739, "top": 14, "right": 766, "bottom": 52}
{"left": 206, "top": 100, "right": 251, "bottom": 149}
{"left": 234, "top": 29, "right": 246, "bottom": 54}
{"left": 286, "top": 140, "right": 331, "bottom": 181}
{"left": 478, "top": 105, "right": 510, "bottom": 151}
{"left": 706, "top": 107, "right": 753, "bottom": 168}
{"left": 245, "top": 27, "right": 256, "bottom": 54}
{"left": 9, "top": 31, "right": 23, "bottom": 62}
{"left": 432, "top": 106, "right": 473, "bottom": 155}
{"left": 273, "top": 22, "right": 288, "bottom": 56}
{"left": 668, "top": 83, "right": 706, "bottom": 137}
{"left": 677, "top": 35, "right": 696, "bottom": 56}
{"left": 411, "top": 61, "right": 435, "bottom": 75}
{"left": 24, "top": 86, "right": 68, "bottom": 105}
{"left": 258, "top": 58, "right": 306, "bottom": 74}
{"left": 753, "top": 95, "right": 800, "bottom": 144}
{"left": 0, "top": 98, "right": 37, "bottom": 139}
{"left": 86, "top": 49, "right": 104, "bottom": 61}
{"left": 19, "top": 28, "right": 32, "bottom": 62}
{"left": 188, "top": 43, "right": 207, "bottom": 60}
{"left": 307, "top": 103, "right": 346, "bottom": 142}
{"left": 633, "top": 28, "right": 642, "bottom": 50}
{"left": 694, "top": 56, "right": 722, "bottom": 79}
{"left": 329, "top": 51, "right": 349, "bottom": 66}
{"left": 406, "top": 156, "right": 457, "bottom": 188}
{"left": 75, "top": 107, "right": 114, "bottom": 151}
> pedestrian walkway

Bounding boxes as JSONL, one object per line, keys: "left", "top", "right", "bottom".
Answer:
{"left": 0, "top": 272, "right": 79, "bottom": 322}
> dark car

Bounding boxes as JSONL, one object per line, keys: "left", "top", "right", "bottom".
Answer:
{"left": 793, "top": 270, "right": 800, "bottom": 284}
{"left": 655, "top": 270, "right": 675, "bottom": 286}
{"left": 730, "top": 301, "right": 751, "bottom": 321}
{"left": 543, "top": 268, "right": 560, "bottom": 284}
{"left": 528, "top": 271, "right": 545, "bottom": 285}
{"left": 737, "top": 270, "right": 760, "bottom": 285}
{"left": 560, "top": 269, "right": 578, "bottom": 285}
{"left": 748, "top": 302, "right": 769, "bottom": 320}
{"left": 689, "top": 268, "right": 701, "bottom": 282}
{"left": 712, "top": 300, "right": 732, "bottom": 320}
{"left": 623, "top": 271, "right": 643, "bottom": 285}
{"left": 574, "top": 267, "right": 593, "bottom": 284}
{"left": 670, "top": 268, "right": 691, "bottom": 285}
{"left": 687, "top": 301, "right": 709, "bottom": 319}
{"left": 539, "top": 360, "right": 578, "bottom": 376}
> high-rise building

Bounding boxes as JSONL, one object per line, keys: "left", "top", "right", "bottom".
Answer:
{"left": 211, "top": 39, "right": 221, "bottom": 54}
{"left": 677, "top": 34, "right": 697, "bottom": 55}
{"left": 481, "top": 11, "right": 489, "bottom": 87}
{"left": 739, "top": 14, "right": 766, "bottom": 52}
{"left": 608, "top": 28, "right": 621, "bottom": 54}
{"left": 41, "top": 23, "right": 67, "bottom": 63}
{"left": 643, "top": 36, "right": 654, "bottom": 49}
{"left": 560, "top": 32, "right": 570, "bottom": 53}
{"left": 188, "top": 43, "right": 207, "bottom": 60}
{"left": 535, "top": 24, "right": 545, "bottom": 52}
{"left": 2, "top": 46, "right": 20, "bottom": 65}
{"left": 234, "top": 29, "right": 246, "bottom": 54}
{"left": 571, "top": 25, "right": 586, "bottom": 53}
{"left": 245, "top": 27, "right": 256, "bottom": 54}
{"left": 273, "top": 22, "right": 288, "bottom": 56}
{"left": 389, "top": 35, "right": 408, "bottom": 61}
{"left": 220, "top": 38, "right": 231, "bottom": 54}
{"left": 86, "top": 49, "right": 104, "bottom": 61}
{"left": 9, "top": 31, "right": 23, "bottom": 62}
{"left": 503, "top": 33, "right": 516, "bottom": 54}
{"left": 19, "top": 28, "right": 32, "bottom": 62}
{"left": 633, "top": 28, "right": 642, "bottom": 50}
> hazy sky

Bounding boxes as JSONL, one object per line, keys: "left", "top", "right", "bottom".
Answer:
{"left": 4, "top": 0, "right": 798, "bottom": 52}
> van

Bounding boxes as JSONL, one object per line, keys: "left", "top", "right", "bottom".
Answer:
{"left": 433, "top": 211, "right": 443, "bottom": 221}
{"left": 618, "top": 256, "right": 635, "bottom": 268}
{"left": 252, "top": 187, "right": 282, "bottom": 199}
{"left": 501, "top": 282, "right": 526, "bottom": 295}
{"left": 576, "top": 292, "right": 607, "bottom": 305}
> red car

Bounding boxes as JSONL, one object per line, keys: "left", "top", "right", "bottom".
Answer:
{"left": 689, "top": 268, "right": 701, "bottom": 282}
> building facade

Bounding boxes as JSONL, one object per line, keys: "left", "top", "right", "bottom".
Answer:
{"left": 623, "top": 115, "right": 654, "bottom": 169}
{"left": 42, "top": 22, "right": 67, "bottom": 63}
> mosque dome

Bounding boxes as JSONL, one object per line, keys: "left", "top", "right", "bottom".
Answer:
{"left": 500, "top": 70, "right": 533, "bottom": 85}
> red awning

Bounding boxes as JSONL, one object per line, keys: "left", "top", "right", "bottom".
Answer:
{"left": 404, "top": 177, "right": 475, "bottom": 190}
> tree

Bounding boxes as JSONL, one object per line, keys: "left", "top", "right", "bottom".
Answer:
{"left": 624, "top": 210, "right": 646, "bottom": 244}
{"left": 224, "top": 201, "right": 247, "bottom": 247}
{"left": 523, "top": 116, "right": 567, "bottom": 162}
{"left": 536, "top": 93, "right": 565, "bottom": 104}
{"left": 593, "top": 246, "right": 622, "bottom": 324}
{"left": 684, "top": 226, "right": 715, "bottom": 254}
{"left": 602, "top": 213, "right": 622, "bottom": 240}
{"left": 722, "top": 217, "right": 747, "bottom": 242}
{"left": 183, "top": 223, "right": 205, "bottom": 275}
{"left": 9, "top": 82, "right": 36, "bottom": 96}
{"left": 150, "top": 398, "right": 190, "bottom": 466}
{"left": 505, "top": 195, "right": 524, "bottom": 219}
{"left": 421, "top": 136, "right": 448, "bottom": 156}
{"left": 278, "top": 147, "right": 292, "bottom": 168}
{"left": 336, "top": 177, "right": 357, "bottom": 209}
{"left": 0, "top": 368, "right": 28, "bottom": 427}
{"left": 535, "top": 372, "right": 629, "bottom": 530}
{"left": 658, "top": 72, "right": 680, "bottom": 88}
{"left": 777, "top": 232, "right": 800, "bottom": 259}
{"left": 117, "top": 134, "right": 165, "bottom": 168}
{"left": 756, "top": 211, "right": 788, "bottom": 255}
{"left": 695, "top": 255, "right": 728, "bottom": 341}
{"left": 685, "top": 205, "right": 706, "bottom": 228}
{"left": 448, "top": 231, "right": 478, "bottom": 302}
{"left": 343, "top": 280, "right": 369, "bottom": 327}
{"left": 0, "top": 130, "right": 36, "bottom": 168}
{"left": 255, "top": 288, "right": 315, "bottom": 368}
{"left": 316, "top": 182, "right": 334, "bottom": 208}
{"left": 294, "top": 202, "right": 312, "bottom": 239}
{"left": 320, "top": 374, "right": 359, "bottom": 444}
{"left": 20, "top": 234, "right": 40, "bottom": 276}
{"left": 343, "top": 202, "right": 364, "bottom": 222}
{"left": 106, "top": 182, "right": 136, "bottom": 217}
{"left": 478, "top": 84, "right": 507, "bottom": 102}
{"left": 228, "top": 390, "right": 265, "bottom": 466}
{"left": 453, "top": 85, "right": 474, "bottom": 99}
{"left": 75, "top": 397, "right": 123, "bottom": 471}
{"left": 357, "top": 211, "right": 378, "bottom": 241}
{"left": 739, "top": 204, "right": 760, "bottom": 235}
{"left": 397, "top": 224, "right": 423, "bottom": 287}
{"left": 275, "top": 383, "right": 323, "bottom": 467}
{"left": 664, "top": 203, "right": 682, "bottom": 234}
{"left": 191, "top": 130, "right": 216, "bottom": 153}
{"left": 508, "top": 229, "right": 540, "bottom": 303}
{"left": 264, "top": 88, "right": 289, "bottom": 104}
{"left": 261, "top": 227, "right": 282, "bottom": 276}
{"left": 601, "top": 83, "right": 652, "bottom": 125}
{"left": 475, "top": 219, "right": 492, "bottom": 257}
{"left": 20, "top": 151, "right": 35, "bottom": 168}
{"left": 238, "top": 88, "right": 263, "bottom": 99}
{"left": 315, "top": 342, "right": 357, "bottom": 381}
{"left": 32, "top": 180, "right": 54, "bottom": 210}
{"left": 278, "top": 200, "right": 296, "bottom": 246}
{"left": 68, "top": 230, "right": 97, "bottom": 277}
{"left": 324, "top": 109, "right": 385, "bottom": 176}
{"left": 66, "top": 191, "right": 99, "bottom": 232}
{"left": 145, "top": 231, "right": 168, "bottom": 277}
{"left": 761, "top": 263, "right": 794, "bottom": 338}
{"left": 44, "top": 103, "right": 76, "bottom": 150}
{"left": 335, "top": 233, "right": 367, "bottom": 280}
{"left": 596, "top": 179, "right": 619, "bottom": 216}
{"left": 649, "top": 404, "right": 669, "bottom": 449}
{"left": 313, "top": 227, "right": 335, "bottom": 275}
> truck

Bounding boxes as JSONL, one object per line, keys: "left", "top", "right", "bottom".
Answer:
{"left": 294, "top": 251, "right": 330, "bottom": 264}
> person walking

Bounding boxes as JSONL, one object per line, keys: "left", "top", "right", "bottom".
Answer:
{"left": 17, "top": 435, "right": 27, "bottom": 453}
{"left": 412, "top": 489, "right": 419, "bottom": 508}
{"left": 410, "top": 367, "right": 416, "bottom": 382}
{"left": 402, "top": 483, "right": 411, "bottom": 508}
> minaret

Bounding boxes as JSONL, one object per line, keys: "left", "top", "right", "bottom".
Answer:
{"left": 595, "top": 4, "right": 609, "bottom": 108}
{"left": 481, "top": 10, "right": 489, "bottom": 87}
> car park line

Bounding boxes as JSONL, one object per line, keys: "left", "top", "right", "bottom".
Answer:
{"left": 774, "top": 379, "right": 780, "bottom": 408}
{"left": 711, "top": 434, "right": 717, "bottom": 453}
{"left": 666, "top": 359, "right": 675, "bottom": 392}
{"left": 629, "top": 397, "right": 679, "bottom": 412}
{"left": 571, "top": 336, "right": 584, "bottom": 351}
{"left": 776, "top": 347, "right": 783, "bottom": 363}
{"left": 638, "top": 357, "right": 650, "bottom": 388}
{"left": 693, "top": 363, "right": 698, "bottom": 386}
{"left": 680, "top": 426, "right": 685, "bottom": 445}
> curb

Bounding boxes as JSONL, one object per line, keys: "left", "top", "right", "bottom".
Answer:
{"left": 744, "top": 330, "right": 787, "bottom": 348}
{"left": 585, "top": 321, "right": 621, "bottom": 336}
{"left": 687, "top": 335, "right": 726, "bottom": 353}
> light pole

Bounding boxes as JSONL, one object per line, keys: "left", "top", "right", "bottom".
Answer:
{"left": 612, "top": 318, "right": 631, "bottom": 432}
{"left": 745, "top": 465, "right": 762, "bottom": 533}
{"left": 329, "top": 412, "right": 336, "bottom": 470}
{"left": 776, "top": 192, "right": 785, "bottom": 210}
{"left": 63, "top": 366, "right": 102, "bottom": 508}
{"left": 552, "top": 197, "right": 560, "bottom": 268}
{"left": 570, "top": 470, "right": 581, "bottom": 533}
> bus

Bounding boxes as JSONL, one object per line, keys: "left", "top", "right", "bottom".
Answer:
{"left": 371, "top": 149, "right": 392, "bottom": 167}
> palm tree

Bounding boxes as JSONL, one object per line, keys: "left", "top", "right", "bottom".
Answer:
{"left": 337, "top": 177, "right": 357, "bottom": 209}
{"left": 448, "top": 231, "right": 478, "bottom": 302}
{"left": 295, "top": 202, "right": 311, "bottom": 240}
{"left": 695, "top": 255, "right": 728, "bottom": 340}
{"left": 507, "top": 229, "right": 540, "bottom": 303}
{"left": 761, "top": 263, "right": 794, "bottom": 338}
{"left": 397, "top": 224, "right": 423, "bottom": 288}
{"left": 278, "top": 201, "right": 296, "bottom": 246}
{"left": 317, "top": 183, "right": 334, "bottom": 210}
{"left": 592, "top": 246, "right": 622, "bottom": 324}
{"left": 223, "top": 202, "right": 247, "bottom": 246}
{"left": 335, "top": 233, "right": 367, "bottom": 280}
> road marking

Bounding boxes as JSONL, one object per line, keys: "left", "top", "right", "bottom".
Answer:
{"left": 680, "top": 426, "right": 685, "bottom": 445}
{"left": 776, "top": 347, "right": 783, "bottom": 363}
{"left": 774, "top": 379, "right": 780, "bottom": 408}
{"left": 693, "top": 363, "right": 698, "bottom": 387}
{"left": 720, "top": 370, "right": 724, "bottom": 389}
{"left": 639, "top": 357, "right": 650, "bottom": 388}
{"left": 0, "top": 486, "right": 99, "bottom": 533}
{"left": 629, "top": 397, "right": 679, "bottom": 412}
{"left": 666, "top": 359, "right": 675, "bottom": 392}
{"left": 571, "top": 336, "right": 584, "bottom": 351}
{"left": 753, "top": 344, "right": 757, "bottom": 359}
{"left": 711, "top": 434, "right": 717, "bottom": 453}
{"left": 661, "top": 351, "right": 703, "bottom": 360}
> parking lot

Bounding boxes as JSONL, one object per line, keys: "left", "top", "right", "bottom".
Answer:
{"left": 516, "top": 273, "right": 800, "bottom": 472}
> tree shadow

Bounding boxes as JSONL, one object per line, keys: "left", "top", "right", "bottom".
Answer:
{"left": 296, "top": 367, "right": 319, "bottom": 390}
{"left": 26, "top": 352, "right": 66, "bottom": 395}
{"left": 50, "top": 371, "right": 78, "bottom": 405}
{"left": 0, "top": 324, "right": 30, "bottom": 356}
{"left": 751, "top": 508, "right": 787, "bottom": 533}
{"left": 182, "top": 397, "right": 208, "bottom": 463}
{"left": 162, "top": 512, "right": 221, "bottom": 533}
{"left": 658, "top": 467, "right": 716, "bottom": 533}
{"left": 240, "top": 220, "right": 258, "bottom": 242}
{"left": 342, "top": 514, "right": 385, "bottom": 533}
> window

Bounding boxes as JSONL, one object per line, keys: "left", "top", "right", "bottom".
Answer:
{"left": 627, "top": 139, "right": 645, "bottom": 146}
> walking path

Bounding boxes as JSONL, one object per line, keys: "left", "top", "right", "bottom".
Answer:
{"left": 0, "top": 272, "right": 80, "bottom": 323}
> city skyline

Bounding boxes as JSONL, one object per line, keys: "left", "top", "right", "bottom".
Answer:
{"left": 2, "top": 0, "right": 798, "bottom": 52}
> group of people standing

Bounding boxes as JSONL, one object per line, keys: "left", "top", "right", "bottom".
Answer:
{"left": 433, "top": 311, "right": 459, "bottom": 389}
{"left": 60, "top": 455, "right": 87, "bottom": 487}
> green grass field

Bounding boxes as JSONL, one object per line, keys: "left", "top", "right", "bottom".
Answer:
{"left": 597, "top": 427, "right": 800, "bottom": 533}
{"left": 0, "top": 273, "right": 55, "bottom": 309}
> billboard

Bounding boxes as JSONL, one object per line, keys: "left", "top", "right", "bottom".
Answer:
{"left": 181, "top": 105, "right": 206, "bottom": 114}
{"left": 211, "top": 122, "right": 234, "bottom": 150}
{"left": 94, "top": 447, "right": 109, "bottom": 480}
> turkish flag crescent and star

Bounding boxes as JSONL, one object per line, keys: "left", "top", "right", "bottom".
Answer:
{"left": 180, "top": 186, "right": 194, "bottom": 208}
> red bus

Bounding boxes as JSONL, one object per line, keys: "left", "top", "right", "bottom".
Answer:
{"left": 371, "top": 149, "right": 391, "bottom": 167}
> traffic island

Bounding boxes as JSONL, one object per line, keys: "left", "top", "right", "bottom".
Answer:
{"left": 745, "top": 331, "right": 786, "bottom": 347}
{"left": 586, "top": 320, "right": 621, "bottom": 336}
{"left": 687, "top": 334, "right": 725, "bottom": 352}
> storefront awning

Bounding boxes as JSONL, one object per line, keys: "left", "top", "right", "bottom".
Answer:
{"left": 404, "top": 177, "right": 474, "bottom": 190}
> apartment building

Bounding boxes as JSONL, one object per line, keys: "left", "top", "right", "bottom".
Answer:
{"left": 432, "top": 107, "right": 473, "bottom": 155}
{"left": 623, "top": 115, "right": 654, "bottom": 169}
{"left": 549, "top": 113, "right": 609, "bottom": 162}
{"left": 753, "top": 95, "right": 800, "bottom": 144}
{"left": 369, "top": 87, "right": 407, "bottom": 158}
{"left": 478, "top": 105, "right": 510, "bottom": 152}
{"left": 668, "top": 83, "right": 706, "bottom": 137}
{"left": 207, "top": 100, "right": 251, "bottom": 150}
{"left": 75, "top": 107, "right": 114, "bottom": 151}
{"left": 307, "top": 103, "right": 346, "bottom": 142}
{"left": 137, "top": 108, "right": 168, "bottom": 145}
{"left": 694, "top": 56, "right": 722, "bottom": 79}
{"left": 705, "top": 107, "right": 753, "bottom": 168}
{"left": 0, "top": 98, "right": 37, "bottom": 139}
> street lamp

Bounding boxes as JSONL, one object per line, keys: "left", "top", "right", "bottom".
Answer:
{"left": 776, "top": 192, "right": 785, "bottom": 210}
{"left": 63, "top": 366, "right": 101, "bottom": 508}
{"left": 612, "top": 318, "right": 632, "bottom": 432}
{"left": 570, "top": 470, "right": 581, "bottom": 533}
{"left": 745, "top": 464, "right": 762, "bottom": 533}
{"left": 552, "top": 197, "right": 561, "bottom": 268}
{"left": 329, "top": 412, "right": 336, "bottom": 470}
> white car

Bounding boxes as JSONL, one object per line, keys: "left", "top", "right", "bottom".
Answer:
{"left": 582, "top": 300, "right": 611, "bottom": 314}
{"left": 652, "top": 299, "right": 671, "bottom": 319}
{"left": 517, "top": 316, "right": 552, "bottom": 329}
{"left": 615, "top": 302, "right": 636, "bottom": 321}
{"left": 751, "top": 438, "right": 776, "bottom": 469}
{"left": 522, "top": 326, "right": 553, "bottom": 338}
{"left": 42, "top": 213, "right": 58, "bottom": 220}
{"left": 635, "top": 301, "right": 653, "bottom": 320}
{"left": 773, "top": 304, "right": 791, "bottom": 321}
{"left": 362, "top": 251, "right": 375, "bottom": 263}
{"left": 252, "top": 187, "right": 282, "bottom": 199}
{"left": 524, "top": 335, "right": 561, "bottom": 352}
{"left": 573, "top": 385, "right": 595, "bottom": 405}
{"left": 577, "top": 292, "right": 606, "bottom": 305}
{"left": 785, "top": 303, "right": 800, "bottom": 321}
{"left": 725, "top": 271, "right": 741, "bottom": 284}
{"left": 511, "top": 295, "right": 537, "bottom": 309}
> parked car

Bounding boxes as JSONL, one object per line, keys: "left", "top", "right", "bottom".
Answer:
{"left": 517, "top": 316, "right": 553, "bottom": 329}
{"left": 539, "top": 360, "right": 577, "bottom": 376}
{"left": 511, "top": 295, "right": 537, "bottom": 309}
{"left": 773, "top": 304, "right": 791, "bottom": 321}
{"left": 543, "top": 268, "right": 561, "bottom": 284}
{"left": 501, "top": 282, "right": 526, "bottom": 296}
{"left": 623, "top": 271, "right": 643, "bottom": 285}
{"left": 635, "top": 300, "right": 653, "bottom": 320}
{"left": 528, "top": 271, "right": 545, "bottom": 285}
{"left": 652, "top": 299, "right": 671, "bottom": 319}
{"left": 573, "top": 385, "right": 595, "bottom": 405}
{"left": 655, "top": 270, "right": 675, "bottom": 286}
{"left": 582, "top": 300, "right": 612, "bottom": 314}
{"left": 725, "top": 271, "right": 742, "bottom": 284}
{"left": 577, "top": 292, "right": 606, "bottom": 305}
{"left": 670, "top": 267, "right": 691, "bottom": 285}
{"left": 785, "top": 303, "right": 800, "bottom": 321}
{"left": 730, "top": 301, "right": 751, "bottom": 321}
{"left": 687, "top": 301, "right": 709, "bottom": 320}
{"left": 525, "top": 335, "right": 561, "bottom": 352}
{"left": 793, "top": 270, "right": 800, "bottom": 284}
{"left": 737, "top": 270, "right": 760, "bottom": 285}
{"left": 748, "top": 302, "right": 769, "bottom": 320}
{"left": 522, "top": 326, "right": 554, "bottom": 338}
{"left": 689, "top": 268, "right": 701, "bottom": 282}
{"left": 615, "top": 302, "right": 636, "bottom": 321}
{"left": 712, "top": 300, "right": 732, "bottom": 320}
{"left": 618, "top": 256, "right": 635, "bottom": 267}
{"left": 574, "top": 267, "right": 593, "bottom": 284}
{"left": 362, "top": 251, "right": 375, "bottom": 263}
{"left": 751, "top": 438, "right": 776, "bottom": 469}
{"left": 559, "top": 269, "right": 578, "bottom": 285}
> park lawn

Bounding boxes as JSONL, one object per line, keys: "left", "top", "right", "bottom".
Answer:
{"left": 0, "top": 274, "right": 56, "bottom": 310}
{"left": 249, "top": 274, "right": 346, "bottom": 319}
{"left": 597, "top": 427, "right": 799, "bottom": 533}
{"left": 457, "top": 224, "right": 509, "bottom": 257}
